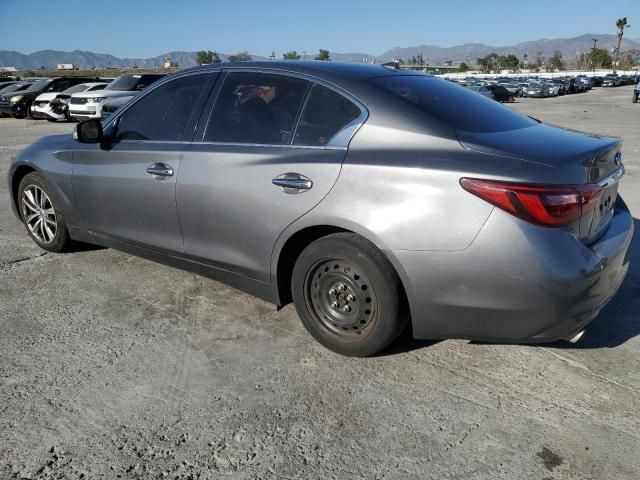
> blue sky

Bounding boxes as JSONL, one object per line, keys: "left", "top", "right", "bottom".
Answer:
{"left": 0, "top": 0, "right": 636, "bottom": 57}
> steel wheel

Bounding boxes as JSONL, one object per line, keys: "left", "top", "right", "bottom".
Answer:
{"left": 304, "top": 257, "right": 378, "bottom": 341}
{"left": 21, "top": 185, "right": 57, "bottom": 244}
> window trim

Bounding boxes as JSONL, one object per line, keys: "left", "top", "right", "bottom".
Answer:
{"left": 196, "top": 67, "right": 368, "bottom": 150}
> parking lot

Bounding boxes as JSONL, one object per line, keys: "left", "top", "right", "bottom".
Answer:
{"left": 0, "top": 85, "right": 639, "bottom": 479}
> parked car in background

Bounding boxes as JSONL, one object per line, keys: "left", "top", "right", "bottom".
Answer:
{"left": 9, "top": 63, "right": 632, "bottom": 357}
{"left": 100, "top": 95, "right": 133, "bottom": 120}
{"left": 32, "top": 82, "right": 109, "bottom": 122}
{"left": 602, "top": 75, "right": 622, "bottom": 87}
{"left": 550, "top": 79, "right": 567, "bottom": 95}
{"left": 0, "top": 82, "right": 35, "bottom": 117}
{"left": 523, "top": 81, "right": 549, "bottom": 98}
{"left": 500, "top": 82, "right": 523, "bottom": 97}
{"left": 485, "top": 84, "right": 514, "bottom": 102}
{"left": 0, "top": 77, "right": 99, "bottom": 118}
{"left": 69, "top": 73, "right": 165, "bottom": 121}
{"left": 468, "top": 85, "right": 493, "bottom": 98}
{"left": 545, "top": 81, "right": 560, "bottom": 97}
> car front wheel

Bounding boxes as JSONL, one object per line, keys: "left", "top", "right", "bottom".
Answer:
{"left": 292, "top": 233, "right": 407, "bottom": 357}
{"left": 18, "top": 172, "right": 73, "bottom": 253}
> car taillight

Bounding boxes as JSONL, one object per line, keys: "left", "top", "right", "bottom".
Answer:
{"left": 460, "top": 178, "right": 604, "bottom": 227}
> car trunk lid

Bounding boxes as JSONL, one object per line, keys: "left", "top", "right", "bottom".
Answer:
{"left": 457, "top": 123, "right": 624, "bottom": 243}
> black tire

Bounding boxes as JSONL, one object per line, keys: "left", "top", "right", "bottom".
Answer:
{"left": 26, "top": 102, "right": 35, "bottom": 119}
{"left": 46, "top": 118, "right": 57, "bottom": 123}
{"left": 18, "top": 172, "right": 73, "bottom": 253}
{"left": 291, "top": 233, "right": 408, "bottom": 357}
{"left": 633, "top": 94, "right": 638, "bottom": 104}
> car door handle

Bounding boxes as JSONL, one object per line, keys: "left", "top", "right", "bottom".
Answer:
{"left": 272, "top": 173, "right": 313, "bottom": 194}
{"left": 146, "top": 163, "right": 174, "bottom": 178}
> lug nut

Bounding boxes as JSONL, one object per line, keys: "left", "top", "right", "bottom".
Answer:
{"left": 330, "top": 302, "right": 339, "bottom": 308}
{"left": 346, "top": 294, "right": 355, "bottom": 302}
{"left": 337, "top": 284, "right": 346, "bottom": 292}
{"left": 328, "top": 288, "right": 336, "bottom": 295}
{"left": 342, "top": 305, "right": 351, "bottom": 312}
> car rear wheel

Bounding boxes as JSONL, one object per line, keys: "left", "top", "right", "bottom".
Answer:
{"left": 18, "top": 172, "right": 73, "bottom": 253}
{"left": 292, "top": 233, "right": 407, "bottom": 357}
{"left": 633, "top": 93, "right": 638, "bottom": 104}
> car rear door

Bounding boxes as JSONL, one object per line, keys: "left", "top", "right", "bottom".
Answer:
{"left": 177, "top": 71, "right": 366, "bottom": 282}
{"left": 71, "top": 72, "right": 216, "bottom": 254}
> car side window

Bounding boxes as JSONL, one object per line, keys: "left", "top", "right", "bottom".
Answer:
{"left": 293, "top": 84, "right": 361, "bottom": 146}
{"left": 204, "top": 72, "right": 309, "bottom": 145}
{"left": 116, "top": 74, "right": 211, "bottom": 142}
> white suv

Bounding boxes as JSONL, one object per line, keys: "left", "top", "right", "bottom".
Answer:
{"left": 69, "top": 73, "right": 165, "bottom": 120}
{"left": 32, "top": 82, "right": 108, "bottom": 121}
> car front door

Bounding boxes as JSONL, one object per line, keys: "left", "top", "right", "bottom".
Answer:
{"left": 72, "top": 72, "right": 216, "bottom": 253}
{"left": 177, "top": 71, "right": 365, "bottom": 282}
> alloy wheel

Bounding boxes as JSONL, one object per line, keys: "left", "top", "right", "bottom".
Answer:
{"left": 21, "top": 185, "right": 57, "bottom": 244}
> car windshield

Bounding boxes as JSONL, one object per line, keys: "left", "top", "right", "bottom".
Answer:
{"left": 0, "top": 83, "right": 22, "bottom": 93}
{"left": 63, "top": 84, "right": 92, "bottom": 95}
{"left": 25, "top": 79, "right": 52, "bottom": 92}
{"left": 106, "top": 75, "right": 141, "bottom": 91}
{"left": 367, "top": 75, "right": 536, "bottom": 133}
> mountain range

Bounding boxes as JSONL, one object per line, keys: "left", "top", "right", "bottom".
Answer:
{"left": 1, "top": 34, "right": 639, "bottom": 70}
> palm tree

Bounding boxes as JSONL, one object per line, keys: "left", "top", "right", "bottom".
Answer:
{"left": 613, "top": 17, "right": 631, "bottom": 73}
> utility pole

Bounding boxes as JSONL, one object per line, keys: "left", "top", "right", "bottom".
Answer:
{"left": 591, "top": 38, "right": 598, "bottom": 74}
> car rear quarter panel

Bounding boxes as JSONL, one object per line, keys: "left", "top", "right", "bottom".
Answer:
{"left": 303, "top": 121, "right": 563, "bottom": 253}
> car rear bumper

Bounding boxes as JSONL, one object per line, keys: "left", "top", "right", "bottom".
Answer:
{"left": 397, "top": 196, "right": 633, "bottom": 343}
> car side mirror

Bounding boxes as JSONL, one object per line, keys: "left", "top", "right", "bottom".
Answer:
{"left": 74, "top": 119, "right": 103, "bottom": 144}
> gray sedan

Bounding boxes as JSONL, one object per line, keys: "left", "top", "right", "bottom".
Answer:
{"left": 8, "top": 62, "right": 633, "bottom": 356}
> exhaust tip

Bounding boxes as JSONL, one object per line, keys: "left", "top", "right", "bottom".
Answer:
{"left": 565, "top": 330, "right": 585, "bottom": 344}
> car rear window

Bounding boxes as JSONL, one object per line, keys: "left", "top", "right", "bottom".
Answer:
{"left": 367, "top": 75, "right": 537, "bottom": 133}
{"left": 293, "top": 85, "right": 361, "bottom": 146}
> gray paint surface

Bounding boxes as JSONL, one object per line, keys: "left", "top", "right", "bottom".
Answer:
{"left": 1, "top": 82, "right": 640, "bottom": 478}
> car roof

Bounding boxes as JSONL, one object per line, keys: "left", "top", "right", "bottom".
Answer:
{"left": 78, "top": 82, "right": 109, "bottom": 87}
{"left": 183, "top": 61, "right": 413, "bottom": 80}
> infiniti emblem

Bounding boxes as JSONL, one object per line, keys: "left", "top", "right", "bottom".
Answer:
{"left": 614, "top": 152, "right": 622, "bottom": 165}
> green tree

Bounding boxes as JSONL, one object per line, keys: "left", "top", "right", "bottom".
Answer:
{"left": 458, "top": 62, "right": 469, "bottom": 72}
{"left": 613, "top": 17, "right": 631, "bottom": 73}
{"left": 196, "top": 50, "right": 221, "bottom": 65}
{"left": 549, "top": 51, "right": 564, "bottom": 71}
{"left": 283, "top": 51, "right": 301, "bottom": 60}
{"left": 496, "top": 54, "right": 519, "bottom": 71}
{"left": 315, "top": 49, "right": 331, "bottom": 61}
{"left": 228, "top": 51, "right": 252, "bottom": 62}
{"left": 579, "top": 48, "right": 613, "bottom": 70}
{"left": 476, "top": 53, "right": 498, "bottom": 73}
{"left": 196, "top": 50, "right": 212, "bottom": 65}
